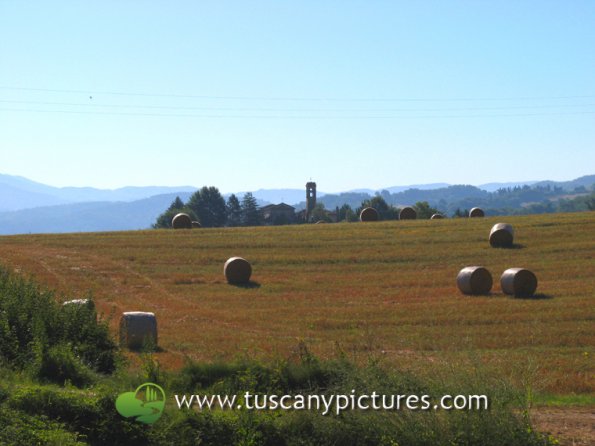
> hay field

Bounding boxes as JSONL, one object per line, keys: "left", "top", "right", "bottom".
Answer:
{"left": 0, "top": 212, "right": 593, "bottom": 396}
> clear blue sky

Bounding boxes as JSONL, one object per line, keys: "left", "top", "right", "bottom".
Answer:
{"left": 1, "top": 1, "right": 594, "bottom": 192}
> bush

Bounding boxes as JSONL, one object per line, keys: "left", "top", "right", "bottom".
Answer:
{"left": 0, "top": 267, "right": 118, "bottom": 385}
{"left": 37, "top": 345, "right": 95, "bottom": 386}
{"left": 0, "top": 405, "right": 85, "bottom": 446}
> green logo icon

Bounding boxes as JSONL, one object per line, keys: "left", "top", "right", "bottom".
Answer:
{"left": 115, "top": 382, "right": 166, "bottom": 424}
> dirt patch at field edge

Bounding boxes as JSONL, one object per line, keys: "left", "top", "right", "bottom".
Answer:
{"left": 531, "top": 407, "right": 594, "bottom": 446}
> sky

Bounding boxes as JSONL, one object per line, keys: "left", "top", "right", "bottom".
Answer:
{"left": 1, "top": 1, "right": 594, "bottom": 193}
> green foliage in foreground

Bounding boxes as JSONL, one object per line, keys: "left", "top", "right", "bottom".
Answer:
{"left": 0, "top": 267, "right": 556, "bottom": 445}
{"left": 0, "top": 354, "right": 557, "bottom": 446}
{"left": 0, "top": 267, "right": 118, "bottom": 384}
{"left": 0, "top": 349, "right": 555, "bottom": 446}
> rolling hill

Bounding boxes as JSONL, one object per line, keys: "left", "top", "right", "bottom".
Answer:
{"left": 0, "top": 173, "right": 197, "bottom": 212}
{"left": 0, "top": 193, "right": 193, "bottom": 234}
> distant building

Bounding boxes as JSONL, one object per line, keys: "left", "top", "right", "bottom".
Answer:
{"left": 305, "top": 182, "right": 316, "bottom": 221}
{"left": 260, "top": 203, "right": 296, "bottom": 225}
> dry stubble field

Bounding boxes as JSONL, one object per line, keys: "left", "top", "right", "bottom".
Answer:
{"left": 0, "top": 212, "right": 593, "bottom": 398}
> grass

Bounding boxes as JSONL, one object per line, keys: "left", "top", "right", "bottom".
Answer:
{"left": 0, "top": 212, "right": 593, "bottom": 399}
{"left": 0, "top": 344, "right": 560, "bottom": 446}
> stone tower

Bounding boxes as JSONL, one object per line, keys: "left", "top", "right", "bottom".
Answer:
{"left": 305, "top": 182, "right": 317, "bottom": 221}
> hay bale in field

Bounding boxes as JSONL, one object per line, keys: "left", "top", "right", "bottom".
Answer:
{"left": 315, "top": 220, "right": 326, "bottom": 224}
{"left": 172, "top": 213, "right": 192, "bottom": 229}
{"left": 359, "top": 207, "right": 379, "bottom": 222}
{"left": 430, "top": 213, "right": 445, "bottom": 219}
{"left": 469, "top": 207, "right": 485, "bottom": 218}
{"left": 224, "top": 257, "right": 252, "bottom": 284}
{"left": 119, "top": 312, "right": 158, "bottom": 350}
{"left": 62, "top": 298, "right": 91, "bottom": 306}
{"left": 456, "top": 266, "right": 493, "bottom": 295}
{"left": 191, "top": 221, "right": 201, "bottom": 228}
{"left": 399, "top": 206, "right": 417, "bottom": 220}
{"left": 500, "top": 268, "right": 538, "bottom": 297}
{"left": 489, "top": 223, "right": 514, "bottom": 247}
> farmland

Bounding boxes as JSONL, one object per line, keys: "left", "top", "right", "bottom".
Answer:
{"left": 0, "top": 212, "right": 593, "bottom": 397}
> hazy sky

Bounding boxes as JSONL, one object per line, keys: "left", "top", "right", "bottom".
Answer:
{"left": 1, "top": 1, "right": 594, "bottom": 192}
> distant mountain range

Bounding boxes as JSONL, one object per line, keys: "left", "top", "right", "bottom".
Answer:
{"left": 0, "top": 193, "right": 194, "bottom": 235}
{"left": 0, "top": 173, "right": 549, "bottom": 213}
{"left": 0, "top": 173, "right": 593, "bottom": 235}
{"left": 0, "top": 173, "right": 197, "bottom": 212}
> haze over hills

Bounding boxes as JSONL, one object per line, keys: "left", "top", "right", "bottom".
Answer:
{"left": 0, "top": 193, "right": 194, "bottom": 235}
{"left": 0, "top": 173, "right": 593, "bottom": 235}
{"left": 0, "top": 172, "right": 550, "bottom": 213}
{"left": 0, "top": 174, "right": 197, "bottom": 212}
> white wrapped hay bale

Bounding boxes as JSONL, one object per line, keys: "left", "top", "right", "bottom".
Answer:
{"left": 469, "top": 207, "right": 485, "bottom": 218}
{"left": 224, "top": 257, "right": 252, "bottom": 284}
{"left": 456, "top": 266, "right": 493, "bottom": 295}
{"left": 489, "top": 223, "right": 514, "bottom": 247}
{"left": 62, "top": 299, "right": 92, "bottom": 306}
{"left": 359, "top": 207, "right": 379, "bottom": 222}
{"left": 399, "top": 206, "right": 417, "bottom": 220}
{"left": 119, "top": 312, "right": 158, "bottom": 349}
{"left": 172, "top": 213, "right": 192, "bottom": 229}
{"left": 430, "top": 213, "right": 445, "bottom": 220}
{"left": 500, "top": 268, "right": 538, "bottom": 297}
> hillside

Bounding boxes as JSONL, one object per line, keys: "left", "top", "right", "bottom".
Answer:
{"left": 2, "top": 174, "right": 593, "bottom": 235}
{"left": 0, "top": 192, "right": 193, "bottom": 234}
{"left": 0, "top": 173, "right": 196, "bottom": 212}
{"left": 0, "top": 212, "right": 592, "bottom": 397}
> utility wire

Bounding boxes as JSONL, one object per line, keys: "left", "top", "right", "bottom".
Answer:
{"left": 2, "top": 107, "right": 595, "bottom": 119}
{"left": 1, "top": 99, "right": 595, "bottom": 113}
{"left": 1, "top": 86, "right": 595, "bottom": 102}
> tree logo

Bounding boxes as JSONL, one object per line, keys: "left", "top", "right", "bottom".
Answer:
{"left": 115, "top": 383, "right": 166, "bottom": 424}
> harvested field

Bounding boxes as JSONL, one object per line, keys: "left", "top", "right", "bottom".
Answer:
{"left": 0, "top": 212, "right": 593, "bottom": 397}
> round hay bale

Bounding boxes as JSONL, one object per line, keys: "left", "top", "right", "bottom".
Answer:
{"left": 224, "top": 257, "right": 252, "bottom": 284}
{"left": 430, "top": 213, "right": 445, "bottom": 220}
{"left": 469, "top": 207, "right": 485, "bottom": 218}
{"left": 359, "top": 207, "right": 379, "bottom": 222}
{"left": 62, "top": 298, "right": 91, "bottom": 306}
{"left": 456, "top": 266, "right": 493, "bottom": 295}
{"left": 489, "top": 223, "right": 514, "bottom": 247}
{"left": 191, "top": 220, "right": 201, "bottom": 228}
{"left": 119, "top": 312, "right": 158, "bottom": 350}
{"left": 315, "top": 220, "right": 326, "bottom": 224}
{"left": 500, "top": 268, "right": 538, "bottom": 297}
{"left": 172, "top": 213, "right": 192, "bottom": 229}
{"left": 399, "top": 206, "right": 417, "bottom": 220}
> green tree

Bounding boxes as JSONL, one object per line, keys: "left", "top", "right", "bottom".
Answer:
{"left": 187, "top": 186, "right": 227, "bottom": 227}
{"left": 356, "top": 195, "right": 397, "bottom": 220}
{"left": 414, "top": 201, "right": 439, "bottom": 219}
{"left": 310, "top": 202, "right": 331, "bottom": 222}
{"left": 241, "top": 192, "right": 263, "bottom": 226}
{"left": 226, "top": 194, "right": 242, "bottom": 227}
{"left": 338, "top": 204, "right": 358, "bottom": 222}
{"left": 153, "top": 196, "right": 196, "bottom": 228}
{"left": 452, "top": 208, "right": 468, "bottom": 218}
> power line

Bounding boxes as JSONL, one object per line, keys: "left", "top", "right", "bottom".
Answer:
{"left": 1, "top": 99, "right": 594, "bottom": 113}
{"left": 1, "top": 85, "right": 595, "bottom": 102}
{"left": 2, "top": 107, "right": 594, "bottom": 119}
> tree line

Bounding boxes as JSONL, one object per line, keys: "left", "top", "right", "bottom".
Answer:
{"left": 154, "top": 186, "right": 444, "bottom": 228}
{"left": 299, "top": 182, "right": 595, "bottom": 217}
{"left": 154, "top": 187, "right": 263, "bottom": 228}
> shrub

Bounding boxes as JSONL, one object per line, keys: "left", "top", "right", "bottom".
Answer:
{"left": 0, "top": 267, "right": 118, "bottom": 384}
{"left": 37, "top": 344, "right": 95, "bottom": 386}
{"left": 0, "top": 405, "right": 85, "bottom": 446}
